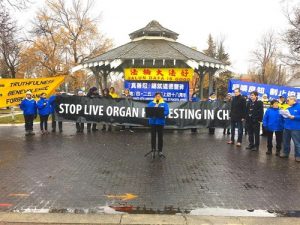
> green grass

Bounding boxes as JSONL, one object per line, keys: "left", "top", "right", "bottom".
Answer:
{"left": 0, "top": 108, "right": 21, "bottom": 115}
{"left": 0, "top": 114, "right": 41, "bottom": 124}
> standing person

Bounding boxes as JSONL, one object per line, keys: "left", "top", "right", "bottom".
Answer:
{"left": 280, "top": 95, "right": 300, "bottom": 162}
{"left": 37, "top": 93, "right": 52, "bottom": 134}
{"left": 76, "top": 90, "right": 85, "bottom": 133}
{"left": 245, "top": 91, "right": 264, "bottom": 151}
{"left": 227, "top": 88, "right": 246, "bottom": 147}
{"left": 207, "top": 92, "right": 217, "bottom": 135}
{"left": 120, "top": 88, "right": 134, "bottom": 132}
{"left": 147, "top": 92, "right": 169, "bottom": 157}
{"left": 101, "top": 88, "right": 113, "bottom": 131}
{"left": 191, "top": 93, "right": 200, "bottom": 102}
{"left": 20, "top": 91, "right": 37, "bottom": 136}
{"left": 49, "top": 89, "right": 63, "bottom": 132}
{"left": 223, "top": 93, "right": 232, "bottom": 135}
{"left": 109, "top": 87, "right": 119, "bottom": 98}
{"left": 263, "top": 100, "right": 284, "bottom": 156}
{"left": 191, "top": 93, "right": 199, "bottom": 133}
{"left": 261, "top": 94, "right": 270, "bottom": 136}
{"left": 278, "top": 95, "right": 289, "bottom": 110}
{"left": 86, "top": 87, "right": 99, "bottom": 132}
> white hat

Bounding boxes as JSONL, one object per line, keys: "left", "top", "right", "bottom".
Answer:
{"left": 26, "top": 91, "right": 32, "bottom": 95}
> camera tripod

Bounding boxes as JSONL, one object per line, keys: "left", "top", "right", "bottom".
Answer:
{"left": 144, "top": 149, "right": 166, "bottom": 159}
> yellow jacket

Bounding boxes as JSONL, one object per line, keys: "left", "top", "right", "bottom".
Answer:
{"left": 279, "top": 102, "right": 289, "bottom": 110}
{"left": 109, "top": 92, "right": 119, "bottom": 98}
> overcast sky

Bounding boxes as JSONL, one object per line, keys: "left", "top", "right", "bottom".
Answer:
{"left": 15, "top": 0, "right": 296, "bottom": 74}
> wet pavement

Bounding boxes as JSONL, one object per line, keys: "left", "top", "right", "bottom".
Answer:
{"left": 0, "top": 123, "right": 300, "bottom": 215}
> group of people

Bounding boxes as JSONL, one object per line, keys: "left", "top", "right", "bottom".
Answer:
{"left": 19, "top": 86, "right": 300, "bottom": 160}
{"left": 19, "top": 86, "right": 133, "bottom": 135}
{"left": 20, "top": 90, "right": 62, "bottom": 136}
{"left": 19, "top": 87, "right": 169, "bottom": 155}
{"left": 228, "top": 88, "right": 300, "bottom": 162}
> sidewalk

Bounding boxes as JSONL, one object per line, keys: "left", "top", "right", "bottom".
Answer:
{"left": 0, "top": 213, "right": 300, "bottom": 225}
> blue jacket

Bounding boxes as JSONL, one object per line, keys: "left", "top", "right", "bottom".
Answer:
{"left": 263, "top": 108, "right": 284, "bottom": 131}
{"left": 48, "top": 95, "right": 57, "bottom": 113}
{"left": 147, "top": 100, "right": 169, "bottom": 126}
{"left": 20, "top": 98, "right": 37, "bottom": 116}
{"left": 37, "top": 98, "right": 52, "bottom": 116}
{"left": 284, "top": 103, "right": 300, "bottom": 130}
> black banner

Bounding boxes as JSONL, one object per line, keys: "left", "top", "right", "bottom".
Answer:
{"left": 55, "top": 95, "right": 231, "bottom": 129}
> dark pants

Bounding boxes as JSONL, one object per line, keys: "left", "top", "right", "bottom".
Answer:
{"left": 247, "top": 120, "right": 260, "bottom": 147}
{"left": 76, "top": 123, "right": 84, "bottom": 132}
{"left": 267, "top": 130, "right": 283, "bottom": 152}
{"left": 87, "top": 123, "right": 97, "bottom": 131}
{"left": 151, "top": 125, "right": 164, "bottom": 152}
{"left": 52, "top": 113, "right": 62, "bottom": 131}
{"left": 208, "top": 128, "right": 215, "bottom": 134}
{"left": 231, "top": 120, "right": 243, "bottom": 143}
{"left": 24, "top": 115, "right": 34, "bottom": 131}
{"left": 40, "top": 115, "right": 49, "bottom": 131}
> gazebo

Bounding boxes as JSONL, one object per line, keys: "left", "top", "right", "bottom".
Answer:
{"left": 73, "top": 20, "right": 228, "bottom": 99}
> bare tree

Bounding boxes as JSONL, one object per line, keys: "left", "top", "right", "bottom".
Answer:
{"left": 281, "top": 4, "right": 300, "bottom": 68}
{"left": 0, "top": 10, "right": 21, "bottom": 78}
{"left": 252, "top": 31, "right": 278, "bottom": 84}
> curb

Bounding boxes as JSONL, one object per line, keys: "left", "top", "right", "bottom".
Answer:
{"left": 1, "top": 213, "right": 300, "bottom": 225}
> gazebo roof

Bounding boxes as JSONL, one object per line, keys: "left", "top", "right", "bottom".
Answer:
{"left": 129, "top": 20, "right": 179, "bottom": 41}
{"left": 80, "top": 21, "right": 227, "bottom": 71}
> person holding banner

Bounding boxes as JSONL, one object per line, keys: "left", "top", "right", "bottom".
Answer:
{"left": 245, "top": 91, "right": 264, "bottom": 151}
{"left": 87, "top": 87, "right": 100, "bottom": 132}
{"left": 147, "top": 92, "right": 169, "bottom": 157}
{"left": 20, "top": 91, "right": 37, "bottom": 136}
{"left": 76, "top": 90, "right": 85, "bottom": 133}
{"left": 120, "top": 88, "right": 134, "bottom": 132}
{"left": 227, "top": 88, "right": 246, "bottom": 147}
{"left": 208, "top": 92, "right": 218, "bottom": 135}
{"left": 101, "top": 88, "right": 113, "bottom": 132}
{"left": 109, "top": 87, "right": 119, "bottom": 99}
{"left": 49, "top": 89, "right": 63, "bottom": 133}
{"left": 37, "top": 93, "right": 52, "bottom": 134}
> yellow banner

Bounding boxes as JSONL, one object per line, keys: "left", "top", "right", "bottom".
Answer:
{"left": 0, "top": 76, "right": 65, "bottom": 108}
{"left": 124, "top": 68, "right": 194, "bottom": 82}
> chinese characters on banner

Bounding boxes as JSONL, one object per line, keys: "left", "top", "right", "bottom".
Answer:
{"left": 124, "top": 68, "right": 194, "bottom": 82}
{"left": 228, "top": 79, "right": 300, "bottom": 100}
{"left": 124, "top": 81, "right": 189, "bottom": 102}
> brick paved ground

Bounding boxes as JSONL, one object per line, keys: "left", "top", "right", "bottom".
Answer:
{"left": 0, "top": 123, "right": 300, "bottom": 215}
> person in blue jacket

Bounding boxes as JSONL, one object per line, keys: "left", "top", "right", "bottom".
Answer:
{"left": 147, "top": 92, "right": 169, "bottom": 156}
{"left": 20, "top": 91, "right": 37, "bottom": 136}
{"left": 37, "top": 93, "right": 52, "bottom": 134}
{"left": 49, "top": 89, "right": 63, "bottom": 132}
{"left": 263, "top": 99, "right": 284, "bottom": 156}
{"left": 280, "top": 95, "right": 300, "bottom": 162}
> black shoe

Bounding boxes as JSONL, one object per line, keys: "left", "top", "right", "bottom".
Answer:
{"left": 246, "top": 145, "right": 254, "bottom": 150}
{"left": 51, "top": 129, "right": 56, "bottom": 133}
{"left": 252, "top": 147, "right": 259, "bottom": 151}
{"left": 223, "top": 130, "right": 226, "bottom": 135}
{"left": 92, "top": 128, "right": 98, "bottom": 132}
{"left": 275, "top": 150, "right": 281, "bottom": 156}
{"left": 266, "top": 151, "right": 272, "bottom": 155}
{"left": 87, "top": 129, "right": 91, "bottom": 133}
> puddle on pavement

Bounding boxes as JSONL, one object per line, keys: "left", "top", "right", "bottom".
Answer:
{"left": 11, "top": 206, "right": 300, "bottom": 217}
